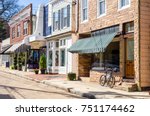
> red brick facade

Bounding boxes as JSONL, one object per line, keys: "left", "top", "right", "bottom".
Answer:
{"left": 9, "top": 4, "right": 32, "bottom": 44}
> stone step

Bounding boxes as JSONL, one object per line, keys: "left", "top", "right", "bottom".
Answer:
{"left": 114, "top": 82, "right": 138, "bottom": 92}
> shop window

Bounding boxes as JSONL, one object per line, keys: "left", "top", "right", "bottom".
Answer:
{"left": 49, "top": 51, "right": 53, "bottom": 66}
{"left": 55, "top": 50, "right": 59, "bottom": 66}
{"left": 55, "top": 41, "right": 59, "bottom": 48}
{"left": 92, "top": 42, "right": 120, "bottom": 70}
{"left": 49, "top": 42, "right": 53, "bottom": 49}
{"left": 60, "top": 39, "right": 66, "bottom": 46}
{"left": 60, "top": 49, "right": 65, "bottom": 66}
{"left": 27, "top": 50, "right": 40, "bottom": 69}
{"left": 124, "top": 22, "right": 134, "bottom": 34}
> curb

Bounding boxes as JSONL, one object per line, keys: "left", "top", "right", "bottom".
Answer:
{"left": 0, "top": 69, "right": 96, "bottom": 99}
{"left": 43, "top": 81, "right": 96, "bottom": 99}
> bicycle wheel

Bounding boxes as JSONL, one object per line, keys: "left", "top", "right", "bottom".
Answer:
{"left": 107, "top": 76, "right": 115, "bottom": 88}
{"left": 99, "top": 75, "right": 106, "bottom": 86}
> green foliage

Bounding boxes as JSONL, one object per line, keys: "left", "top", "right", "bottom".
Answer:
{"left": 18, "top": 56, "right": 22, "bottom": 70}
{"left": 34, "top": 69, "right": 39, "bottom": 74}
{"left": 67, "top": 73, "right": 76, "bottom": 81}
{"left": 13, "top": 55, "right": 17, "bottom": 69}
{"left": 10, "top": 65, "right": 14, "bottom": 70}
{"left": 39, "top": 54, "right": 46, "bottom": 69}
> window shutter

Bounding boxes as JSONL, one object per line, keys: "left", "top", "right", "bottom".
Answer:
{"left": 67, "top": 5, "right": 70, "bottom": 27}
{"left": 53, "top": 12, "right": 55, "bottom": 31}
{"left": 58, "top": 10, "right": 60, "bottom": 30}
{"left": 61, "top": 8, "right": 64, "bottom": 29}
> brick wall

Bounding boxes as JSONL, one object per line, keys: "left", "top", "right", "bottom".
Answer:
{"left": 140, "top": 0, "right": 150, "bottom": 88}
{"left": 78, "top": 0, "right": 137, "bottom": 34}
{"left": 9, "top": 4, "right": 32, "bottom": 45}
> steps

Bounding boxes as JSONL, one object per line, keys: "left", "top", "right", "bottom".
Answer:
{"left": 114, "top": 81, "right": 138, "bottom": 92}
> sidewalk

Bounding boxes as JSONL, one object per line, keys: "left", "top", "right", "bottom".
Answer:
{"left": 0, "top": 67, "right": 150, "bottom": 99}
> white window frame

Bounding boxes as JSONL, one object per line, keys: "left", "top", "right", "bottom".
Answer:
{"left": 17, "top": 25, "right": 20, "bottom": 37}
{"left": 54, "top": 12, "right": 59, "bottom": 31}
{"left": 118, "top": 0, "right": 130, "bottom": 10}
{"left": 81, "top": 0, "right": 88, "bottom": 23}
{"left": 97, "top": 0, "right": 106, "bottom": 18}
{"left": 63, "top": 7, "right": 67, "bottom": 28}
{"left": 23, "top": 21, "right": 28, "bottom": 35}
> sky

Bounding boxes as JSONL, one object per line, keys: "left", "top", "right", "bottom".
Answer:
{"left": 18, "top": 0, "right": 48, "bottom": 13}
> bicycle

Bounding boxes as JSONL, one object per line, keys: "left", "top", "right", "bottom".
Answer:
{"left": 99, "top": 67, "right": 118, "bottom": 88}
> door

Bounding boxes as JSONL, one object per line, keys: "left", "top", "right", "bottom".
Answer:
{"left": 126, "top": 39, "right": 134, "bottom": 78}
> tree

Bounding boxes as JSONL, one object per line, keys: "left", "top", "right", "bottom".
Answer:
{"left": 0, "top": 20, "right": 8, "bottom": 40}
{"left": 0, "top": 0, "right": 22, "bottom": 21}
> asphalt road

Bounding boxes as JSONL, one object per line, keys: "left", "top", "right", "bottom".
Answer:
{"left": 0, "top": 71, "right": 83, "bottom": 99}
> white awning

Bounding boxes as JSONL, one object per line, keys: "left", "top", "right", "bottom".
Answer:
{"left": 29, "top": 35, "right": 45, "bottom": 43}
{"left": 5, "top": 42, "right": 22, "bottom": 53}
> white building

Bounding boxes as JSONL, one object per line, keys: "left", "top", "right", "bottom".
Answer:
{"left": 45, "top": 0, "right": 75, "bottom": 74}
{"left": 0, "top": 38, "right": 11, "bottom": 67}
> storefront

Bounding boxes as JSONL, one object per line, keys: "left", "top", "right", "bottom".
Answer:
{"left": 69, "top": 23, "right": 135, "bottom": 83}
{"left": 46, "top": 35, "right": 72, "bottom": 74}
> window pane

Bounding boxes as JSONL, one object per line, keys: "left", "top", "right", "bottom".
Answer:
{"left": 121, "top": 0, "right": 129, "bottom": 7}
{"left": 60, "top": 49, "right": 65, "bottom": 66}
{"left": 49, "top": 51, "right": 53, "bottom": 66}
{"left": 55, "top": 50, "right": 59, "bottom": 66}
{"left": 99, "top": 0, "right": 105, "bottom": 15}
{"left": 127, "top": 40, "right": 134, "bottom": 61}
{"left": 82, "top": 0, "right": 87, "bottom": 21}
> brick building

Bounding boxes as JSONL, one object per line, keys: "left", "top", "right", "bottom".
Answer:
{"left": 5, "top": 4, "right": 33, "bottom": 71}
{"left": 69, "top": 0, "right": 150, "bottom": 90}
{"left": 9, "top": 4, "right": 32, "bottom": 44}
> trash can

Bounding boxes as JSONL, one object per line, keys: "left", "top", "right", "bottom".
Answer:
{"left": 5, "top": 62, "right": 9, "bottom": 68}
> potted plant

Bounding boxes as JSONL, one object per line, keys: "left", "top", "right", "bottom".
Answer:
{"left": 34, "top": 69, "right": 39, "bottom": 74}
{"left": 67, "top": 72, "right": 76, "bottom": 81}
{"left": 10, "top": 65, "right": 14, "bottom": 70}
{"left": 13, "top": 56, "right": 17, "bottom": 70}
{"left": 39, "top": 54, "right": 46, "bottom": 74}
{"left": 18, "top": 57, "right": 22, "bottom": 71}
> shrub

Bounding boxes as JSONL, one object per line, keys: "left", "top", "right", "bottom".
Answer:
{"left": 34, "top": 69, "right": 39, "bottom": 74}
{"left": 13, "top": 56, "right": 17, "bottom": 69}
{"left": 10, "top": 65, "right": 14, "bottom": 70}
{"left": 39, "top": 54, "right": 46, "bottom": 69}
{"left": 67, "top": 73, "right": 76, "bottom": 81}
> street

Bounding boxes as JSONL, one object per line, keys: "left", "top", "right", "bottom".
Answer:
{"left": 0, "top": 71, "right": 83, "bottom": 99}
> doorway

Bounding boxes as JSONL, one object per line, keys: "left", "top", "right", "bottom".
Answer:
{"left": 125, "top": 38, "right": 134, "bottom": 78}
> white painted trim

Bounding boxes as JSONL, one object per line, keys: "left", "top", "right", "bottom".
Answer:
{"left": 97, "top": 0, "right": 107, "bottom": 18}
{"left": 118, "top": 0, "right": 131, "bottom": 11}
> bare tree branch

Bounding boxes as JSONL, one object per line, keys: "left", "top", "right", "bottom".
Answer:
{"left": 0, "top": 0, "right": 23, "bottom": 21}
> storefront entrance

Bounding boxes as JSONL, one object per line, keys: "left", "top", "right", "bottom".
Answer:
{"left": 125, "top": 38, "right": 134, "bottom": 78}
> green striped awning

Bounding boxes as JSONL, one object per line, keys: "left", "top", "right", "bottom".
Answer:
{"left": 68, "top": 32, "right": 118, "bottom": 54}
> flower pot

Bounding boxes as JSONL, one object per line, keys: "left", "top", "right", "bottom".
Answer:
{"left": 40, "top": 69, "right": 45, "bottom": 74}
{"left": 34, "top": 70, "right": 39, "bottom": 74}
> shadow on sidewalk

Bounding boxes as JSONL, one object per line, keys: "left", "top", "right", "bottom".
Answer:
{"left": 0, "top": 94, "right": 15, "bottom": 99}
{"left": 0, "top": 84, "right": 82, "bottom": 99}
{"left": 88, "top": 91, "right": 150, "bottom": 99}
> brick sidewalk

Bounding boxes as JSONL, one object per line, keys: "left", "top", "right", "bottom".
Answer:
{"left": 0, "top": 67, "right": 66, "bottom": 81}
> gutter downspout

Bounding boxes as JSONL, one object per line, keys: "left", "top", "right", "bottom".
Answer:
{"left": 75, "top": 0, "right": 79, "bottom": 33}
{"left": 138, "top": 0, "right": 141, "bottom": 91}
